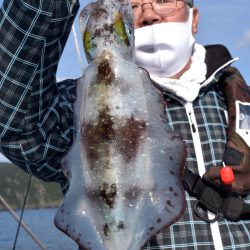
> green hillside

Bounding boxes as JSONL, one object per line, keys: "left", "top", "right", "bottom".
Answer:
{"left": 0, "top": 163, "right": 63, "bottom": 211}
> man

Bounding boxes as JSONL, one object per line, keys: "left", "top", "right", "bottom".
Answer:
{"left": 0, "top": 0, "right": 250, "bottom": 249}
{"left": 131, "top": 0, "right": 250, "bottom": 249}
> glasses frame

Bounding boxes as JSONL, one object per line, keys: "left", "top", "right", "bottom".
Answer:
{"left": 132, "top": 0, "right": 190, "bottom": 20}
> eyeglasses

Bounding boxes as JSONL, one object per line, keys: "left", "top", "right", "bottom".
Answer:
{"left": 131, "top": 0, "right": 189, "bottom": 20}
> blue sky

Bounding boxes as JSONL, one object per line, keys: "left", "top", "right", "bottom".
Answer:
{"left": 0, "top": 0, "right": 250, "bottom": 162}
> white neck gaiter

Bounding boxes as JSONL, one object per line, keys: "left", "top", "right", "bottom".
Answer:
{"left": 151, "top": 43, "right": 207, "bottom": 102}
{"left": 134, "top": 9, "right": 195, "bottom": 78}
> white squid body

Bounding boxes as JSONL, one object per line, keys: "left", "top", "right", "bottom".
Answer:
{"left": 54, "top": 0, "right": 186, "bottom": 249}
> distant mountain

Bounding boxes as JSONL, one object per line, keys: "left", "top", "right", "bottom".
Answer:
{"left": 0, "top": 163, "right": 63, "bottom": 211}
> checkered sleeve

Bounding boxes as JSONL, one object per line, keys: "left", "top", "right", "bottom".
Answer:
{"left": 0, "top": 0, "right": 79, "bottom": 186}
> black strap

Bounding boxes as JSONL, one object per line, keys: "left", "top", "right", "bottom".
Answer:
{"left": 184, "top": 168, "right": 250, "bottom": 222}
{"left": 223, "top": 144, "right": 244, "bottom": 166}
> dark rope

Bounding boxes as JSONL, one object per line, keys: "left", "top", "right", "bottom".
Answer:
{"left": 12, "top": 174, "right": 32, "bottom": 250}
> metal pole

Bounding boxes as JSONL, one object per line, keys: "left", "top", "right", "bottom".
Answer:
{"left": 0, "top": 195, "right": 46, "bottom": 250}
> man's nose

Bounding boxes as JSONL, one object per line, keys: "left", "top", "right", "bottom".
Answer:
{"left": 141, "top": 3, "right": 161, "bottom": 26}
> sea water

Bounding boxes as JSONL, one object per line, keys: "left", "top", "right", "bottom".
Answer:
{"left": 0, "top": 208, "right": 78, "bottom": 250}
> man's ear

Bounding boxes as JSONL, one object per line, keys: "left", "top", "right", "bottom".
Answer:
{"left": 192, "top": 7, "right": 199, "bottom": 34}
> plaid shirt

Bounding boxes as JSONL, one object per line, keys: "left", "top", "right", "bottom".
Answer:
{"left": 143, "top": 68, "right": 250, "bottom": 249}
{"left": 0, "top": 0, "right": 79, "bottom": 191}
{"left": 1, "top": 1, "right": 250, "bottom": 249}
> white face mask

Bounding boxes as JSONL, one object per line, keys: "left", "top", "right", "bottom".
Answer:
{"left": 134, "top": 9, "right": 195, "bottom": 78}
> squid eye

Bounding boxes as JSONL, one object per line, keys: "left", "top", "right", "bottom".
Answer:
{"left": 114, "top": 14, "right": 131, "bottom": 46}
{"left": 83, "top": 30, "right": 91, "bottom": 52}
{"left": 83, "top": 30, "right": 92, "bottom": 60}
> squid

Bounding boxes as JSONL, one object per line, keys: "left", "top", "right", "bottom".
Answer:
{"left": 54, "top": 0, "right": 186, "bottom": 249}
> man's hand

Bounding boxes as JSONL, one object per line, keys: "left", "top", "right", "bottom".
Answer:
{"left": 204, "top": 140, "right": 250, "bottom": 195}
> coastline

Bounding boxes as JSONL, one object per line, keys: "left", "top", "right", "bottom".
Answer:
{"left": 0, "top": 163, "right": 63, "bottom": 211}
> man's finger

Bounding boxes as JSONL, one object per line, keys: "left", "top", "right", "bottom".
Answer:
{"left": 203, "top": 166, "right": 222, "bottom": 180}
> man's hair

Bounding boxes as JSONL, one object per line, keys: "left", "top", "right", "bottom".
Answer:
{"left": 187, "top": 0, "right": 194, "bottom": 7}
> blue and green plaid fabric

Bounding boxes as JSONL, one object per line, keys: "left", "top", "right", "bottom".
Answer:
{"left": 0, "top": 0, "right": 79, "bottom": 190}
{"left": 144, "top": 75, "right": 250, "bottom": 249}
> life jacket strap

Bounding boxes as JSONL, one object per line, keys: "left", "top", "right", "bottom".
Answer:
{"left": 184, "top": 168, "right": 250, "bottom": 222}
